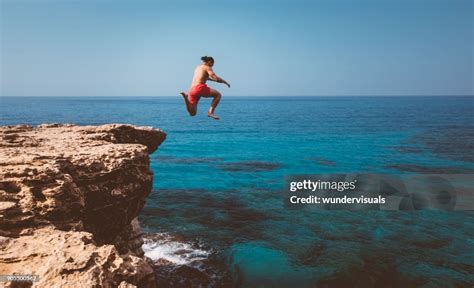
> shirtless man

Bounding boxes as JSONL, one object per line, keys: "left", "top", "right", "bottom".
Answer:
{"left": 180, "top": 56, "right": 230, "bottom": 120}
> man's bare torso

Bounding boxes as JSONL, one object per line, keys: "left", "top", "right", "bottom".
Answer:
{"left": 191, "top": 64, "right": 210, "bottom": 87}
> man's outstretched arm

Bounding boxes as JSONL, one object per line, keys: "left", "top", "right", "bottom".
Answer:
{"left": 208, "top": 69, "right": 230, "bottom": 88}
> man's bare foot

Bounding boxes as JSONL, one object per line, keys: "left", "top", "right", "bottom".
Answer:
{"left": 208, "top": 113, "right": 220, "bottom": 120}
{"left": 180, "top": 92, "right": 188, "bottom": 99}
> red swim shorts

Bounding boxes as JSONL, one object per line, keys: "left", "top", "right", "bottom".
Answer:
{"left": 188, "top": 84, "right": 211, "bottom": 105}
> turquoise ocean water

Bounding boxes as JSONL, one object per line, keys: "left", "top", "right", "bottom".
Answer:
{"left": 1, "top": 96, "right": 473, "bottom": 287}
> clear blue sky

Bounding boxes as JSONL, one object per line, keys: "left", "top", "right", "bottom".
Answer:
{"left": 1, "top": 0, "right": 472, "bottom": 96}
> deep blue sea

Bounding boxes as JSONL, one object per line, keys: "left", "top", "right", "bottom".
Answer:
{"left": 1, "top": 96, "right": 473, "bottom": 287}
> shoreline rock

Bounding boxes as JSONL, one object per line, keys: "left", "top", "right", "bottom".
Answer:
{"left": 0, "top": 123, "right": 166, "bottom": 287}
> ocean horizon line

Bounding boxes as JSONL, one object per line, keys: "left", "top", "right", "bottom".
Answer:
{"left": 1, "top": 95, "right": 473, "bottom": 98}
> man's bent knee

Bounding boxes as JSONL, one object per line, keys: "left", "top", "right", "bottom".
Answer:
{"left": 189, "top": 105, "right": 197, "bottom": 116}
{"left": 211, "top": 90, "right": 221, "bottom": 97}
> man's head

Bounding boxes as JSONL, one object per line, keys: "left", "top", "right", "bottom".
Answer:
{"left": 201, "top": 56, "right": 214, "bottom": 67}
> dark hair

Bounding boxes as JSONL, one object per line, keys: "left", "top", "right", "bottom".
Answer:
{"left": 201, "top": 56, "right": 214, "bottom": 63}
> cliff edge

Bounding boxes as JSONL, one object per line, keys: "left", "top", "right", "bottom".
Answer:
{"left": 0, "top": 123, "right": 166, "bottom": 287}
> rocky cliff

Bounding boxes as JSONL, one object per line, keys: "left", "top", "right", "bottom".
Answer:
{"left": 0, "top": 123, "right": 166, "bottom": 287}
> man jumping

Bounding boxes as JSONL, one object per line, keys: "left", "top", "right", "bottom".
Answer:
{"left": 180, "top": 56, "right": 230, "bottom": 120}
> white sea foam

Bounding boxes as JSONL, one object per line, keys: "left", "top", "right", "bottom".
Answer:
{"left": 142, "top": 233, "right": 210, "bottom": 267}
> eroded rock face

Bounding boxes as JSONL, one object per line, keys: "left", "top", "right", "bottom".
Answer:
{"left": 0, "top": 124, "right": 166, "bottom": 287}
